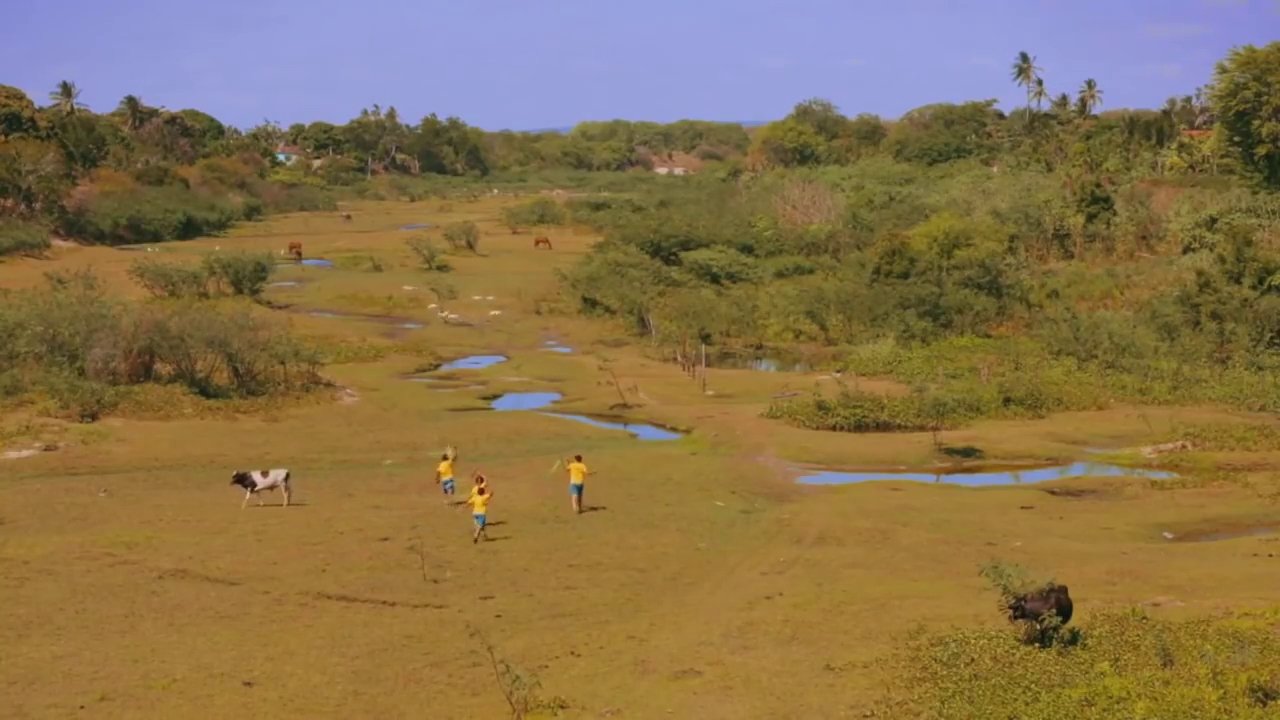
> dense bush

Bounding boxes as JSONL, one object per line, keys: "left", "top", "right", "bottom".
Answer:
{"left": 501, "top": 197, "right": 566, "bottom": 230}
{"left": 0, "top": 270, "right": 320, "bottom": 416}
{"left": 59, "top": 186, "right": 242, "bottom": 245}
{"left": 877, "top": 610, "right": 1280, "bottom": 719}
{"left": 406, "top": 236, "right": 450, "bottom": 272}
{"left": 443, "top": 221, "right": 481, "bottom": 253}
{"left": 128, "top": 252, "right": 274, "bottom": 299}
{"left": 0, "top": 219, "right": 50, "bottom": 257}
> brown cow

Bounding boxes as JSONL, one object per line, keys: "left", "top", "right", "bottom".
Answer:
{"left": 1007, "top": 584, "right": 1073, "bottom": 625}
{"left": 533, "top": 236, "right": 553, "bottom": 250}
{"left": 287, "top": 241, "right": 303, "bottom": 263}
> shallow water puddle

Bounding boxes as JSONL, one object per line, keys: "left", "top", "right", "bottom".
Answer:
{"left": 541, "top": 341, "right": 574, "bottom": 354}
{"left": 490, "top": 392, "right": 562, "bottom": 411}
{"left": 539, "top": 412, "right": 683, "bottom": 441}
{"left": 306, "top": 310, "right": 423, "bottom": 330}
{"left": 400, "top": 223, "right": 432, "bottom": 230}
{"left": 438, "top": 355, "right": 509, "bottom": 371}
{"left": 1162, "top": 525, "right": 1279, "bottom": 543}
{"left": 796, "top": 461, "right": 1177, "bottom": 487}
{"left": 299, "top": 258, "right": 334, "bottom": 267}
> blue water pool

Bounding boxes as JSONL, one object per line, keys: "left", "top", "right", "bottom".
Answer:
{"left": 490, "top": 392, "right": 563, "bottom": 411}
{"left": 300, "top": 258, "right": 334, "bottom": 267}
{"left": 439, "top": 355, "right": 509, "bottom": 371}
{"left": 539, "top": 412, "right": 683, "bottom": 441}
{"left": 796, "top": 461, "right": 1177, "bottom": 487}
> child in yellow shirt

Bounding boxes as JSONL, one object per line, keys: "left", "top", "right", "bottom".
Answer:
{"left": 565, "top": 454, "right": 590, "bottom": 514}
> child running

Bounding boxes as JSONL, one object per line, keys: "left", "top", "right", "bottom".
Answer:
{"left": 466, "top": 483, "right": 493, "bottom": 544}
{"left": 434, "top": 452, "right": 456, "bottom": 497}
{"left": 565, "top": 454, "right": 590, "bottom": 514}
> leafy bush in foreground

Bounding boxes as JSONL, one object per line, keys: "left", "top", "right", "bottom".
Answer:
{"left": 877, "top": 610, "right": 1280, "bottom": 719}
{"left": 0, "top": 270, "right": 321, "bottom": 419}
{"left": 129, "top": 252, "right": 274, "bottom": 299}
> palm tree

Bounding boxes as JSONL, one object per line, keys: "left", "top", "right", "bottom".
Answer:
{"left": 1030, "top": 78, "right": 1049, "bottom": 112}
{"left": 1051, "top": 92, "right": 1072, "bottom": 117}
{"left": 1010, "top": 51, "right": 1042, "bottom": 123}
{"left": 1077, "top": 78, "right": 1102, "bottom": 117}
{"left": 117, "top": 94, "right": 151, "bottom": 132}
{"left": 49, "top": 80, "right": 85, "bottom": 115}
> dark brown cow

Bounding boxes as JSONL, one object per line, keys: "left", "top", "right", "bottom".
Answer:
{"left": 341, "top": 212, "right": 352, "bottom": 222}
{"left": 287, "top": 241, "right": 303, "bottom": 263}
{"left": 1007, "top": 584, "right": 1073, "bottom": 625}
{"left": 533, "top": 236, "right": 553, "bottom": 250}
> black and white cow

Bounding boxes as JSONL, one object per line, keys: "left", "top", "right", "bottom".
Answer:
{"left": 230, "top": 469, "right": 293, "bottom": 509}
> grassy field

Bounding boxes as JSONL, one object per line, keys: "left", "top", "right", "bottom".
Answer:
{"left": 2, "top": 198, "right": 1279, "bottom": 718}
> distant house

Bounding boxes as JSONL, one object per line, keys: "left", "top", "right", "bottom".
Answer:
{"left": 275, "top": 144, "right": 304, "bottom": 165}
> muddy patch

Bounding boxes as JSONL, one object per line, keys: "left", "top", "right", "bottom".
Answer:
{"left": 311, "top": 591, "right": 446, "bottom": 610}
{"left": 1161, "top": 524, "right": 1279, "bottom": 543}
{"left": 156, "top": 568, "right": 242, "bottom": 587}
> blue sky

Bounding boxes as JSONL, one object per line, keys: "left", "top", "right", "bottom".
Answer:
{"left": 2, "top": 0, "right": 1276, "bottom": 130}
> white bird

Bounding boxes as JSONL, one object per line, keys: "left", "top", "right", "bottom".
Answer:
{"left": 427, "top": 303, "right": 438, "bottom": 309}
{"left": 489, "top": 310, "right": 502, "bottom": 316}
{"left": 485, "top": 296, "right": 495, "bottom": 300}
{"left": 437, "top": 310, "right": 449, "bottom": 317}
{"left": 471, "top": 295, "right": 482, "bottom": 300}
{"left": 446, "top": 313, "right": 460, "bottom": 320}
{"left": 402, "top": 285, "right": 417, "bottom": 291}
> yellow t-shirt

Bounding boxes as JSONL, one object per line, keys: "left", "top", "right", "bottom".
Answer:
{"left": 437, "top": 459, "right": 454, "bottom": 479}
{"left": 568, "top": 462, "right": 588, "bottom": 485}
{"left": 468, "top": 492, "right": 491, "bottom": 515}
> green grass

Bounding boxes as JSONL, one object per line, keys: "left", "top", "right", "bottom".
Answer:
{"left": 1, "top": 198, "right": 1278, "bottom": 718}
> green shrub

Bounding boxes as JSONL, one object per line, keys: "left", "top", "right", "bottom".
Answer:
{"left": 60, "top": 186, "right": 242, "bottom": 245}
{"left": 443, "top": 221, "right": 481, "bottom": 253}
{"left": 201, "top": 252, "right": 274, "bottom": 297}
{"left": 878, "top": 610, "right": 1280, "bottom": 719}
{"left": 502, "top": 197, "right": 566, "bottom": 230}
{"left": 128, "top": 258, "right": 210, "bottom": 299}
{"left": 0, "top": 219, "right": 51, "bottom": 257}
{"left": 1, "top": 271, "right": 320, "bottom": 408}
{"left": 406, "top": 237, "right": 451, "bottom": 272}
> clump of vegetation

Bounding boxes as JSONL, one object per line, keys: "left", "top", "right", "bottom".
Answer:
{"left": 502, "top": 197, "right": 566, "bottom": 231}
{"left": 0, "top": 270, "right": 321, "bottom": 420}
{"left": 980, "top": 561, "right": 1080, "bottom": 649}
{"left": 1166, "top": 422, "right": 1280, "bottom": 452}
{"left": 333, "top": 254, "right": 384, "bottom": 273}
{"left": 877, "top": 610, "right": 1280, "bottom": 719}
{"left": 443, "top": 221, "right": 481, "bottom": 253}
{"left": 128, "top": 252, "right": 274, "bottom": 299}
{"left": 406, "top": 236, "right": 451, "bottom": 272}
{"left": 0, "top": 219, "right": 50, "bottom": 257}
{"left": 470, "top": 628, "right": 569, "bottom": 719}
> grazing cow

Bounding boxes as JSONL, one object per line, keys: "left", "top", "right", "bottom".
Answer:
{"left": 230, "top": 469, "right": 293, "bottom": 509}
{"left": 1007, "top": 583, "right": 1073, "bottom": 625}
{"left": 287, "top": 241, "right": 303, "bottom": 263}
{"left": 533, "top": 236, "right": 553, "bottom": 250}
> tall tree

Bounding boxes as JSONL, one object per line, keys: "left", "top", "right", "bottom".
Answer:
{"left": 1077, "top": 78, "right": 1102, "bottom": 117}
{"left": 1030, "top": 78, "right": 1049, "bottom": 111}
{"left": 1050, "top": 92, "right": 1072, "bottom": 119}
{"left": 48, "top": 80, "right": 85, "bottom": 116}
{"left": 1209, "top": 41, "right": 1280, "bottom": 187}
{"left": 116, "top": 95, "right": 155, "bottom": 132}
{"left": 1010, "top": 51, "right": 1041, "bottom": 123}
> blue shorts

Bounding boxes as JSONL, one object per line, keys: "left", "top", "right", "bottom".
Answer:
{"left": 569, "top": 483, "right": 583, "bottom": 497}
{"left": 442, "top": 479, "right": 455, "bottom": 493}
{"left": 473, "top": 514, "right": 487, "bottom": 527}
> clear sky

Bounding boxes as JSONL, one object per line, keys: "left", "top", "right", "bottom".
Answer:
{"left": 2, "top": 0, "right": 1277, "bottom": 130}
